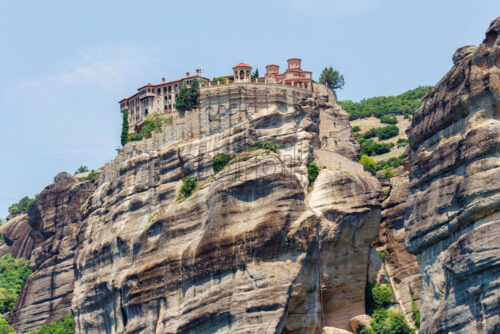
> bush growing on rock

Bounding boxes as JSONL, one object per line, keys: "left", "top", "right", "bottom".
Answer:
{"left": 360, "top": 155, "right": 377, "bottom": 175}
{"left": 307, "top": 162, "right": 320, "bottom": 183}
{"left": 249, "top": 140, "right": 279, "bottom": 153}
{"left": 0, "top": 315, "right": 14, "bottom": 333}
{"left": 8, "top": 195, "right": 39, "bottom": 215}
{"left": 212, "top": 153, "right": 229, "bottom": 173}
{"left": 359, "top": 309, "right": 415, "bottom": 334}
{"left": 179, "top": 176, "right": 197, "bottom": 199}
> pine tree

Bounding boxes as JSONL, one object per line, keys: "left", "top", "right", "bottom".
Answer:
{"left": 121, "top": 109, "right": 129, "bottom": 146}
{"left": 319, "top": 66, "right": 345, "bottom": 91}
{"left": 252, "top": 68, "right": 259, "bottom": 79}
{"left": 175, "top": 83, "right": 189, "bottom": 113}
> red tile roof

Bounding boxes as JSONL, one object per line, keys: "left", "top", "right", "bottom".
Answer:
{"left": 232, "top": 63, "right": 251, "bottom": 68}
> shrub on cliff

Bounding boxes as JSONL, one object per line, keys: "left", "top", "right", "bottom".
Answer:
{"left": 179, "top": 176, "right": 197, "bottom": 199}
{"left": 212, "top": 153, "right": 229, "bottom": 173}
{"left": 307, "top": 162, "right": 320, "bottom": 183}
{"left": 128, "top": 113, "right": 171, "bottom": 142}
{"left": 360, "top": 155, "right": 377, "bottom": 175}
{"left": 249, "top": 140, "right": 279, "bottom": 153}
{"left": 74, "top": 166, "right": 89, "bottom": 175}
{"left": 382, "top": 166, "right": 396, "bottom": 180}
{"left": 28, "top": 313, "right": 74, "bottom": 334}
{"left": 0, "top": 253, "right": 32, "bottom": 313}
{"left": 80, "top": 170, "right": 100, "bottom": 183}
{"left": 359, "top": 309, "right": 415, "bottom": 334}
{"left": 377, "top": 125, "right": 399, "bottom": 140}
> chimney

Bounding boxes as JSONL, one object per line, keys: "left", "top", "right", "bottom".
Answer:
{"left": 161, "top": 77, "right": 166, "bottom": 83}
{"left": 186, "top": 72, "right": 190, "bottom": 77}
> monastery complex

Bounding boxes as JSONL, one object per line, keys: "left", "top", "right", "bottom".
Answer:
{"left": 120, "top": 58, "right": 318, "bottom": 134}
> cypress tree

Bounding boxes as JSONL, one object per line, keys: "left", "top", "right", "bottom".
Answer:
{"left": 175, "top": 83, "right": 189, "bottom": 113}
{"left": 189, "top": 79, "right": 200, "bottom": 109}
{"left": 121, "top": 109, "right": 129, "bottom": 146}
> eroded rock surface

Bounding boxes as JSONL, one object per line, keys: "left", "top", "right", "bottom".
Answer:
{"left": 0, "top": 214, "right": 33, "bottom": 260}
{"left": 71, "top": 90, "right": 382, "bottom": 333}
{"left": 405, "top": 17, "right": 500, "bottom": 334}
{"left": 10, "top": 173, "right": 94, "bottom": 333}
{"left": 373, "top": 178, "right": 420, "bottom": 326}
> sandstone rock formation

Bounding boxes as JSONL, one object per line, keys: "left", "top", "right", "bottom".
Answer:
{"left": 405, "top": 17, "right": 500, "bottom": 334}
{"left": 70, "top": 88, "right": 382, "bottom": 333}
{"left": 9, "top": 173, "right": 94, "bottom": 333}
{"left": 372, "top": 178, "right": 421, "bottom": 326}
{"left": 0, "top": 214, "right": 33, "bottom": 260}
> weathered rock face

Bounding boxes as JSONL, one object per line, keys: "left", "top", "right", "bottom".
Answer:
{"left": 0, "top": 214, "right": 33, "bottom": 260}
{"left": 10, "top": 173, "right": 94, "bottom": 333}
{"left": 71, "top": 91, "right": 382, "bottom": 333}
{"left": 405, "top": 17, "right": 500, "bottom": 334}
{"left": 372, "top": 178, "right": 421, "bottom": 326}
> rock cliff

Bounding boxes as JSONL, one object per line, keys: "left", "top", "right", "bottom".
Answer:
{"left": 70, "top": 90, "right": 382, "bottom": 333}
{"left": 9, "top": 173, "right": 94, "bottom": 333}
{"left": 0, "top": 214, "right": 33, "bottom": 260}
{"left": 405, "top": 17, "right": 500, "bottom": 334}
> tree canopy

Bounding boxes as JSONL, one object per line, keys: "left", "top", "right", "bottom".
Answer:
{"left": 175, "top": 79, "right": 200, "bottom": 113}
{"left": 319, "top": 66, "right": 345, "bottom": 91}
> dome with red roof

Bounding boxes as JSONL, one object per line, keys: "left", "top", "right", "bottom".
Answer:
{"left": 232, "top": 62, "right": 252, "bottom": 69}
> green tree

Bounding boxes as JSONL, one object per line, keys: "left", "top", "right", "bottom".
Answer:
{"left": 175, "top": 83, "right": 190, "bottom": 113}
{"left": 188, "top": 78, "right": 200, "bottom": 110}
{"left": 212, "top": 153, "right": 229, "bottom": 173}
{"left": 212, "top": 77, "right": 227, "bottom": 84}
{"left": 378, "top": 125, "right": 399, "bottom": 140}
{"left": 0, "top": 315, "right": 15, "bottom": 334}
{"left": 179, "top": 176, "right": 197, "bottom": 199}
{"left": 8, "top": 195, "right": 39, "bottom": 215}
{"left": 382, "top": 166, "right": 396, "bottom": 180}
{"left": 319, "top": 66, "right": 345, "bottom": 91}
{"left": 28, "top": 313, "right": 74, "bottom": 334}
{"left": 0, "top": 253, "right": 32, "bottom": 314}
{"left": 352, "top": 125, "right": 361, "bottom": 132}
{"left": 360, "top": 155, "right": 377, "bottom": 175}
{"left": 252, "top": 68, "right": 259, "bottom": 79}
{"left": 121, "top": 109, "right": 129, "bottom": 146}
{"left": 74, "top": 166, "right": 89, "bottom": 175}
{"left": 307, "top": 162, "right": 320, "bottom": 183}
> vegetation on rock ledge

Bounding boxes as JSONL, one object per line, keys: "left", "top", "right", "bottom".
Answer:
{"left": 28, "top": 313, "right": 74, "bottom": 334}
{"left": 8, "top": 195, "right": 39, "bottom": 215}
{"left": 0, "top": 253, "right": 31, "bottom": 314}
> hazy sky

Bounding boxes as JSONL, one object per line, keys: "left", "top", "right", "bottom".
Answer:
{"left": 0, "top": 0, "right": 499, "bottom": 219}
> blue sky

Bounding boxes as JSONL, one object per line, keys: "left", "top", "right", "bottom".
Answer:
{"left": 0, "top": 0, "right": 499, "bottom": 219}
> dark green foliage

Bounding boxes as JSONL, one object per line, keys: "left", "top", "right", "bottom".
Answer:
{"left": 397, "top": 138, "right": 409, "bottom": 146}
{"left": 352, "top": 125, "right": 361, "bottom": 132}
{"left": 8, "top": 195, "right": 39, "bottom": 215}
{"left": 360, "top": 155, "right": 377, "bottom": 175}
{"left": 0, "top": 253, "right": 32, "bottom": 313}
{"left": 28, "top": 313, "right": 74, "bottom": 334}
{"left": 411, "top": 295, "right": 420, "bottom": 328}
{"left": 380, "top": 115, "right": 398, "bottom": 124}
{"left": 362, "top": 128, "right": 379, "bottom": 139}
{"left": 128, "top": 113, "right": 171, "bottom": 142}
{"left": 121, "top": 109, "right": 129, "bottom": 146}
{"left": 212, "top": 153, "right": 229, "bottom": 173}
{"left": 249, "top": 140, "right": 279, "bottom": 153}
{"left": 377, "top": 250, "right": 386, "bottom": 262}
{"left": 307, "top": 162, "right": 320, "bottom": 183}
{"left": 175, "top": 80, "right": 199, "bottom": 113}
{"left": 252, "top": 68, "right": 259, "bottom": 79}
{"left": 212, "top": 77, "right": 227, "bottom": 84}
{"left": 365, "top": 281, "right": 393, "bottom": 315}
{"left": 377, "top": 154, "right": 404, "bottom": 170}
{"left": 360, "top": 139, "right": 393, "bottom": 156}
{"left": 80, "top": 170, "right": 100, "bottom": 183}
{"left": 74, "top": 166, "right": 89, "bottom": 175}
{"left": 339, "top": 86, "right": 432, "bottom": 120}
{"left": 359, "top": 309, "right": 415, "bottom": 334}
{"left": 0, "top": 315, "right": 15, "bottom": 333}
{"left": 319, "top": 66, "right": 345, "bottom": 90}
{"left": 377, "top": 125, "right": 399, "bottom": 140}
{"left": 382, "top": 166, "right": 395, "bottom": 180}
{"left": 179, "top": 176, "right": 197, "bottom": 199}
